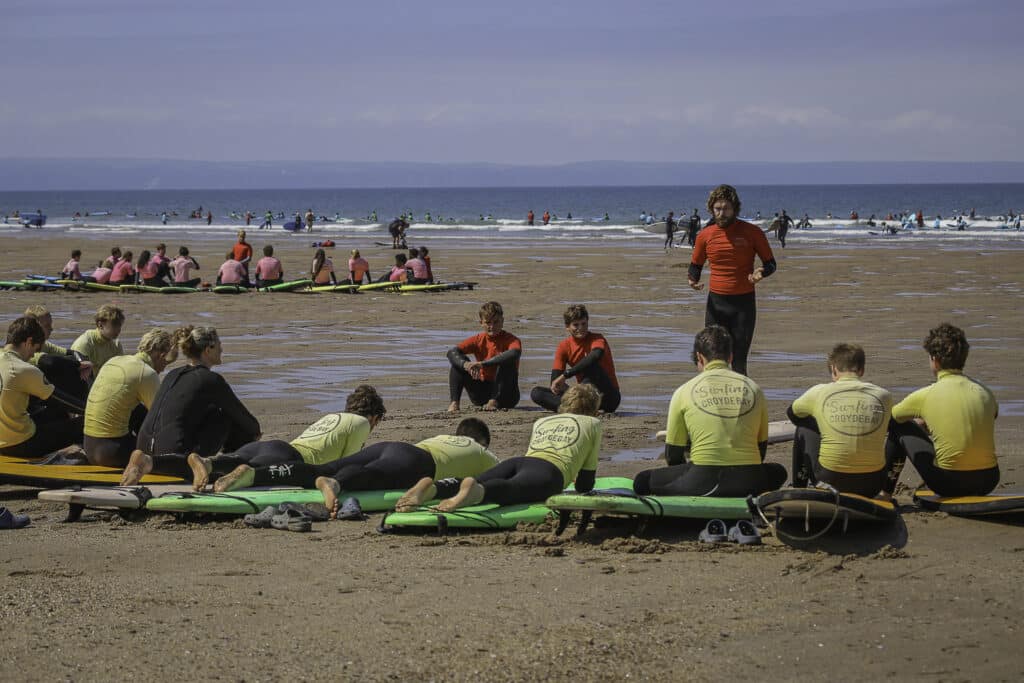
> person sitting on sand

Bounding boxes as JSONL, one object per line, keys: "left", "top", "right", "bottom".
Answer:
{"left": 83, "top": 328, "right": 182, "bottom": 467}
{"left": 23, "top": 305, "right": 90, "bottom": 414}
{"left": 345, "top": 249, "right": 371, "bottom": 285}
{"left": 186, "top": 385, "right": 386, "bottom": 491}
{"left": 447, "top": 301, "right": 522, "bottom": 413}
{"left": 62, "top": 250, "right": 82, "bottom": 280}
{"left": 170, "top": 246, "right": 201, "bottom": 288}
{"left": 71, "top": 304, "right": 125, "bottom": 376}
{"left": 882, "top": 323, "right": 1000, "bottom": 498}
{"left": 82, "top": 261, "right": 112, "bottom": 285}
{"left": 311, "top": 248, "right": 336, "bottom": 285}
{"left": 405, "top": 248, "right": 429, "bottom": 284}
{"left": 396, "top": 384, "right": 602, "bottom": 513}
{"left": 632, "top": 325, "right": 787, "bottom": 497}
{"left": 254, "top": 245, "right": 284, "bottom": 288}
{"left": 788, "top": 343, "right": 896, "bottom": 498}
{"left": 0, "top": 317, "right": 85, "bottom": 458}
{"left": 121, "top": 326, "right": 260, "bottom": 485}
{"left": 108, "top": 250, "right": 136, "bottom": 285}
{"left": 380, "top": 253, "right": 409, "bottom": 283}
{"left": 216, "top": 250, "right": 249, "bottom": 287}
{"left": 101, "top": 247, "right": 122, "bottom": 270}
{"left": 530, "top": 304, "right": 620, "bottom": 414}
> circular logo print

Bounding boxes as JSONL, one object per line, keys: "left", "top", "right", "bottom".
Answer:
{"left": 299, "top": 413, "right": 342, "bottom": 439}
{"left": 689, "top": 374, "right": 757, "bottom": 417}
{"left": 529, "top": 415, "right": 581, "bottom": 454}
{"left": 823, "top": 389, "right": 886, "bottom": 436}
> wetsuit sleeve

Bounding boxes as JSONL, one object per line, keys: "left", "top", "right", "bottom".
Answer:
{"left": 50, "top": 386, "right": 85, "bottom": 413}
{"left": 752, "top": 229, "right": 776, "bottom": 277}
{"left": 891, "top": 387, "right": 928, "bottom": 423}
{"left": 447, "top": 346, "right": 470, "bottom": 369}
{"left": 689, "top": 231, "right": 708, "bottom": 281}
{"left": 664, "top": 444, "right": 687, "bottom": 466}
{"left": 574, "top": 420, "right": 601, "bottom": 491}
{"left": 575, "top": 469, "right": 596, "bottom": 493}
{"left": 209, "top": 373, "right": 261, "bottom": 438}
{"left": 563, "top": 348, "right": 602, "bottom": 378}
{"left": 664, "top": 387, "right": 689, "bottom": 461}
{"left": 480, "top": 348, "right": 521, "bottom": 366}
{"left": 192, "top": 257, "right": 200, "bottom": 269}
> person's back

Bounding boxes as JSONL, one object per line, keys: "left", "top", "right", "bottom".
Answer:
{"left": 0, "top": 348, "right": 51, "bottom": 450}
{"left": 348, "top": 255, "right": 369, "bottom": 283}
{"left": 406, "top": 256, "right": 428, "bottom": 281}
{"left": 217, "top": 257, "right": 246, "bottom": 285}
{"left": 255, "top": 255, "right": 282, "bottom": 281}
{"left": 91, "top": 265, "right": 113, "bottom": 284}
{"left": 171, "top": 255, "right": 195, "bottom": 283}
{"left": 417, "top": 434, "right": 498, "bottom": 479}
{"left": 288, "top": 412, "right": 372, "bottom": 465}
{"left": 84, "top": 353, "right": 159, "bottom": 439}
{"left": 792, "top": 376, "right": 891, "bottom": 473}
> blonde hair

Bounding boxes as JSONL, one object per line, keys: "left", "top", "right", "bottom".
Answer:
{"left": 23, "top": 305, "right": 50, "bottom": 319}
{"left": 351, "top": 249, "right": 360, "bottom": 258}
{"left": 95, "top": 304, "right": 125, "bottom": 326}
{"left": 178, "top": 325, "right": 220, "bottom": 360}
{"left": 137, "top": 328, "right": 181, "bottom": 363}
{"left": 558, "top": 384, "right": 602, "bottom": 416}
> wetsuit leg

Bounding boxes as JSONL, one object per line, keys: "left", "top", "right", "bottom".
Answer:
{"left": 577, "top": 365, "right": 621, "bottom": 413}
{"left": 634, "top": 463, "right": 786, "bottom": 497}
{"left": 473, "top": 457, "right": 565, "bottom": 505}
{"left": 789, "top": 415, "right": 822, "bottom": 488}
{"left": 491, "top": 361, "right": 521, "bottom": 409}
{"left": 705, "top": 292, "right": 757, "bottom": 376}
{"left": 83, "top": 433, "right": 136, "bottom": 467}
{"left": 249, "top": 442, "right": 390, "bottom": 487}
{"left": 778, "top": 226, "right": 788, "bottom": 248}
{"left": 128, "top": 404, "right": 147, "bottom": 436}
{"left": 143, "top": 277, "right": 169, "bottom": 287}
{"left": 885, "top": 421, "right": 999, "bottom": 497}
{"left": 210, "top": 440, "right": 304, "bottom": 475}
{"left": 0, "top": 417, "right": 84, "bottom": 458}
{"left": 451, "top": 365, "right": 519, "bottom": 408}
{"left": 332, "top": 442, "right": 436, "bottom": 491}
{"left": 529, "top": 386, "right": 562, "bottom": 412}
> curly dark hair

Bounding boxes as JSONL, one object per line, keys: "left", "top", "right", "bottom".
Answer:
{"left": 923, "top": 323, "right": 969, "bottom": 370}
{"left": 345, "top": 384, "right": 386, "bottom": 419}
{"left": 706, "top": 184, "right": 742, "bottom": 215}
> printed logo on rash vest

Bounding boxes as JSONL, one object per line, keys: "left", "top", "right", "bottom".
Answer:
{"left": 690, "top": 375, "right": 757, "bottom": 418}
{"left": 529, "top": 415, "right": 581, "bottom": 455}
{"left": 433, "top": 435, "right": 473, "bottom": 448}
{"left": 296, "top": 413, "right": 341, "bottom": 442}
{"left": 823, "top": 388, "right": 886, "bottom": 436}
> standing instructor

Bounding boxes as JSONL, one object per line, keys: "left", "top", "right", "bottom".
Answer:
{"left": 687, "top": 185, "right": 776, "bottom": 376}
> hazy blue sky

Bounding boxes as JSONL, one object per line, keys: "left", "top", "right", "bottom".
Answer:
{"left": 3, "top": 0, "right": 1020, "bottom": 163}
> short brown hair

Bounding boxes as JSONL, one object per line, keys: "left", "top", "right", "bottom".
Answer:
{"left": 95, "top": 305, "right": 125, "bottom": 326}
{"left": 923, "top": 323, "right": 969, "bottom": 370}
{"left": 478, "top": 301, "right": 503, "bottom": 321}
{"left": 558, "top": 383, "right": 602, "bottom": 416}
{"left": 692, "top": 325, "right": 732, "bottom": 364}
{"left": 706, "top": 184, "right": 742, "bottom": 214}
{"left": 345, "top": 385, "right": 386, "bottom": 419}
{"left": 828, "top": 343, "right": 865, "bottom": 373}
{"left": 563, "top": 304, "right": 589, "bottom": 326}
{"left": 6, "top": 317, "right": 45, "bottom": 346}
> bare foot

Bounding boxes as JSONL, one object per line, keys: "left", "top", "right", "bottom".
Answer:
{"left": 447, "top": 401, "right": 460, "bottom": 413}
{"left": 213, "top": 465, "right": 254, "bottom": 492}
{"left": 435, "top": 478, "right": 485, "bottom": 512}
{"left": 394, "top": 477, "right": 437, "bottom": 512}
{"left": 120, "top": 450, "right": 153, "bottom": 486}
{"left": 186, "top": 452, "right": 213, "bottom": 491}
{"left": 315, "top": 477, "right": 342, "bottom": 518}
{"left": 482, "top": 400, "right": 498, "bottom": 412}
{"left": 875, "top": 492, "right": 894, "bottom": 503}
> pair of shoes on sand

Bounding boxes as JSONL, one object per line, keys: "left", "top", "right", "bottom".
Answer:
{"left": 242, "top": 498, "right": 365, "bottom": 531}
{"left": 699, "top": 519, "right": 761, "bottom": 546}
{"left": 0, "top": 507, "right": 30, "bottom": 529}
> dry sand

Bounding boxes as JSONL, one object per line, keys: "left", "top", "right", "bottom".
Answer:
{"left": 1, "top": 233, "right": 1022, "bottom": 681}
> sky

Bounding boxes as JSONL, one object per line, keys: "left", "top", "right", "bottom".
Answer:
{"left": 2, "top": 0, "right": 1021, "bottom": 164}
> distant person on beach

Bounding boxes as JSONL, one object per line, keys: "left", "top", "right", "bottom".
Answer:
{"left": 687, "top": 209, "right": 701, "bottom": 246}
{"left": 108, "top": 250, "right": 135, "bottom": 285}
{"left": 419, "top": 246, "right": 433, "bottom": 282}
{"left": 102, "top": 247, "right": 122, "bottom": 270}
{"left": 83, "top": 328, "right": 182, "bottom": 467}
{"left": 345, "top": 249, "right": 371, "bottom": 285}
{"left": 71, "top": 305, "right": 125, "bottom": 375}
{"left": 664, "top": 211, "right": 676, "bottom": 251}
{"left": 405, "top": 248, "right": 429, "bottom": 284}
{"left": 388, "top": 218, "right": 407, "bottom": 248}
{"left": 527, "top": 210, "right": 535, "bottom": 226}
{"left": 916, "top": 210, "right": 924, "bottom": 228}
{"left": 205, "top": 210, "right": 212, "bottom": 226}
{"left": 187, "top": 385, "right": 385, "bottom": 492}
{"left": 121, "top": 326, "right": 261, "bottom": 485}
{"left": 777, "top": 210, "right": 792, "bottom": 248}
{"left": 216, "top": 251, "right": 249, "bottom": 287}
{"left": 170, "top": 246, "right": 201, "bottom": 288}
{"left": 447, "top": 301, "right": 522, "bottom": 413}
{"left": 232, "top": 230, "right": 253, "bottom": 278}
{"left": 262, "top": 210, "right": 273, "bottom": 230}
{"left": 530, "top": 304, "right": 620, "bottom": 414}
{"left": 788, "top": 343, "right": 896, "bottom": 498}
{"left": 397, "top": 383, "right": 602, "bottom": 513}
{"left": 688, "top": 184, "right": 776, "bottom": 376}
{"left": 311, "top": 248, "right": 337, "bottom": 285}
{"left": 135, "top": 250, "right": 163, "bottom": 287}
{"left": 384, "top": 253, "right": 409, "bottom": 283}
{"left": 23, "top": 305, "right": 89, "bottom": 415}
{"left": 254, "top": 245, "right": 284, "bottom": 287}
{"left": 0, "top": 317, "right": 84, "bottom": 458}
{"left": 62, "top": 250, "right": 82, "bottom": 280}
{"left": 633, "top": 325, "right": 787, "bottom": 497}
{"left": 83, "top": 261, "right": 112, "bottom": 285}
{"left": 542, "top": 211, "right": 550, "bottom": 226}
{"left": 305, "top": 209, "right": 314, "bottom": 232}
{"left": 883, "top": 323, "right": 1000, "bottom": 498}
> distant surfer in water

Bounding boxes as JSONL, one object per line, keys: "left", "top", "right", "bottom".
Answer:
{"left": 664, "top": 211, "right": 676, "bottom": 251}
{"left": 688, "top": 184, "right": 776, "bottom": 376}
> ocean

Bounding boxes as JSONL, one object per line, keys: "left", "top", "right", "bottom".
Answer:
{"left": 2, "top": 184, "right": 1022, "bottom": 249}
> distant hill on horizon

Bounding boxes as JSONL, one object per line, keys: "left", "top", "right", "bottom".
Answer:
{"left": 2, "top": 159, "right": 1022, "bottom": 191}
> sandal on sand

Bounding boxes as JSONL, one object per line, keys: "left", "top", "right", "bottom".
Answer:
{"left": 0, "top": 507, "right": 30, "bottom": 530}
{"left": 271, "top": 508, "right": 312, "bottom": 532}
{"left": 698, "top": 519, "right": 729, "bottom": 544}
{"left": 334, "top": 497, "right": 366, "bottom": 521}
{"left": 727, "top": 520, "right": 762, "bottom": 546}
{"left": 277, "top": 502, "right": 329, "bottom": 522}
{"left": 243, "top": 505, "right": 279, "bottom": 528}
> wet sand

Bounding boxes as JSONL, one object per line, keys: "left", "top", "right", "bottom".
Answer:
{"left": 1, "top": 234, "right": 1022, "bottom": 681}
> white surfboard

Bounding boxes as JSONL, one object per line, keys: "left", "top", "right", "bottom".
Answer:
{"left": 655, "top": 420, "right": 795, "bottom": 444}
{"left": 38, "top": 484, "right": 196, "bottom": 511}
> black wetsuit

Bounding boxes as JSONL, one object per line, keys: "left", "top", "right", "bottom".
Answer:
{"left": 687, "top": 214, "right": 700, "bottom": 246}
{"left": 447, "top": 347, "right": 521, "bottom": 409}
{"left": 884, "top": 421, "right": 999, "bottom": 497}
{"left": 633, "top": 442, "right": 786, "bottom": 497}
{"left": 788, "top": 410, "right": 893, "bottom": 498}
{"left": 242, "top": 441, "right": 437, "bottom": 490}
{"left": 434, "top": 457, "right": 594, "bottom": 506}
{"left": 530, "top": 350, "right": 621, "bottom": 414}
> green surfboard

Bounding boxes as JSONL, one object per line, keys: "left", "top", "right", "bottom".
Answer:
{"left": 356, "top": 281, "right": 402, "bottom": 292}
{"left": 259, "top": 279, "right": 312, "bottom": 292}
{"left": 382, "top": 477, "right": 634, "bottom": 530}
{"left": 146, "top": 487, "right": 403, "bottom": 514}
{"left": 311, "top": 284, "right": 360, "bottom": 293}
{"left": 545, "top": 489, "right": 752, "bottom": 521}
{"left": 213, "top": 284, "right": 249, "bottom": 294}
{"left": 84, "top": 282, "right": 122, "bottom": 292}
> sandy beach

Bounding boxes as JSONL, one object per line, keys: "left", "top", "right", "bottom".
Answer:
{"left": 1, "top": 233, "right": 1022, "bottom": 681}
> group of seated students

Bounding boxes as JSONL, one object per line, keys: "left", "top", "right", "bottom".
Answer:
{"left": 57, "top": 233, "right": 435, "bottom": 290}
{"left": 0, "top": 297, "right": 1000, "bottom": 519}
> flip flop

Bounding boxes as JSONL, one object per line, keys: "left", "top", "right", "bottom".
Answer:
{"left": 270, "top": 508, "right": 312, "bottom": 532}
{"left": 727, "top": 520, "right": 762, "bottom": 546}
{"left": 698, "top": 519, "right": 729, "bottom": 544}
{"left": 243, "top": 505, "right": 278, "bottom": 528}
{"left": 333, "top": 497, "right": 366, "bottom": 521}
{"left": 277, "top": 502, "right": 330, "bottom": 522}
{"left": 0, "top": 507, "right": 30, "bottom": 529}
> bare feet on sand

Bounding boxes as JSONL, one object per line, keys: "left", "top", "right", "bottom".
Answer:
{"left": 214, "top": 464, "right": 254, "bottom": 492}
{"left": 315, "top": 476, "right": 342, "bottom": 518}
{"left": 120, "top": 450, "right": 153, "bottom": 486}
{"left": 395, "top": 477, "right": 437, "bottom": 512}
{"left": 447, "top": 401, "right": 460, "bottom": 413}
{"left": 482, "top": 400, "right": 498, "bottom": 412}
{"left": 187, "top": 453, "right": 213, "bottom": 491}
{"left": 435, "top": 478, "right": 485, "bottom": 512}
